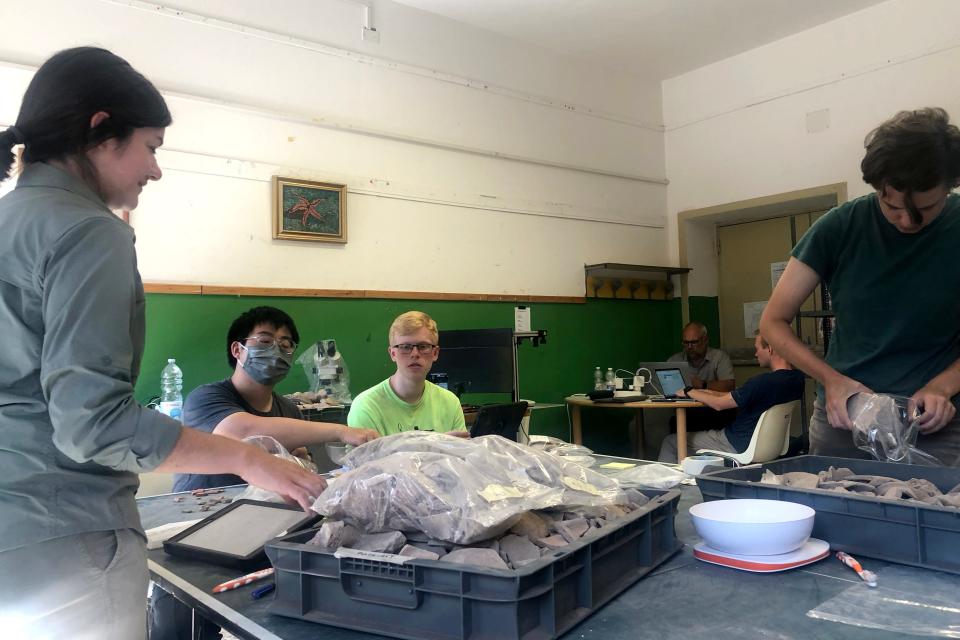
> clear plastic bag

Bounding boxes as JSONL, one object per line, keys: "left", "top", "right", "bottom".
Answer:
{"left": 232, "top": 435, "right": 318, "bottom": 503}
{"left": 808, "top": 565, "right": 960, "bottom": 637}
{"left": 314, "top": 432, "right": 627, "bottom": 544}
{"left": 295, "top": 339, "right": 352, "bottom": 404}
{"left": 611, "top": 463, "right": 685, "bottom": 489}
{"left": 848, "top": 393, "right": 941, "bottom": 466}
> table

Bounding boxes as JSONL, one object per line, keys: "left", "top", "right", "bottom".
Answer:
{"left": 141, "top": 457, "right": 960, "bottom": 640}
{"left": 565, "top": 395, "right": 702, "bottom": 462}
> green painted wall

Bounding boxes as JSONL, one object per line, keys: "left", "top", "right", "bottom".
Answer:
{"left": 135, "top": 293, "right": 718, "bottom": 454}
{"left": 688, "top": 295, "right": 721, "bottom": 348}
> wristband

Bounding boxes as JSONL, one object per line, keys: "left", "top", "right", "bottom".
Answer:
{"left": 683, "top": 385, "right": 695, "bottom": 395}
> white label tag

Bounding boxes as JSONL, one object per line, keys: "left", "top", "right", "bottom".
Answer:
{"left": 334, "top": 547, "right": 410, "bottom": 564}
{"left": 562, "top": 476, "right": 602, "bottom": 495}
{"left": 478, "top": 484, "right": 524, "bottom": 502}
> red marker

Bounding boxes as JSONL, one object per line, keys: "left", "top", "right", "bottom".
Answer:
{"left": 836, "top": 551, "right": 877, "bottom": 587}
{"left": 211, "top": 568, "right": 274, "bottom": 593}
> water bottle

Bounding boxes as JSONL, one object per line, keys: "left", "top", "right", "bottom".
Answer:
{"left": 593, "top": 367, "right": 603, "bottom": 391}
{"left": 605, "top": 367, "right": 616, "bottom": 391}
{"left": 159, "top": 358, "right": 183, "bottom": 422}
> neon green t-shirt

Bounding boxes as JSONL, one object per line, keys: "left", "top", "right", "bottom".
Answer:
{"left": 347, "top": 378, "right": 466, "bottom": 436}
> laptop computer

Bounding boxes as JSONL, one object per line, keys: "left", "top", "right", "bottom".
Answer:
{"left": 636, "top": 361, "right": 692, "bottom": 396}
{"left": 653, "top": 367, "right": 687, "bottom": 398}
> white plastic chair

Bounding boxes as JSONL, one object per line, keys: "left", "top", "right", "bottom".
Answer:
{"left": 697, "top": 400, "right": 798, "bottom": 466}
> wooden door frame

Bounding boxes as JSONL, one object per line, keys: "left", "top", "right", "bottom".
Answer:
{"left": 676, "top": 182, "right": 847, "bottom": 326}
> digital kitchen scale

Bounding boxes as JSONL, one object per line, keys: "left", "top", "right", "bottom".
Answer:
{"left": 693, "top": 538, "right": 830, "bottom": 573}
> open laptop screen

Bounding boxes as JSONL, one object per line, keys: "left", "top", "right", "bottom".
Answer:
{"left": 655, "top": 368, "right": 686, "bottom": 396}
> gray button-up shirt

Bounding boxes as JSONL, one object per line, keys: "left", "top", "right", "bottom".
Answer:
{"left": 0, "top": 163, "right": 182, "bottom": 552}
{"left": 669, "top": 347, "right": 735, "bottom": 383}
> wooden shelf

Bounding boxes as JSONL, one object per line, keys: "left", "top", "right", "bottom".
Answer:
{"left": 584, "top": 263, "right": 690, "bottom": 300}
{"left": 584, "top": 263, "right": 691, "bottom": 280}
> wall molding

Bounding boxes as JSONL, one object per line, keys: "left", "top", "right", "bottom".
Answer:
{"left": 144, "top": 282, "right": 586, "bottom": 304}
{"left": 665, "top": 36, "right": 960, "bottom": 132}
{"left": 102, "top": 0, "right": 664, "bottom": 133}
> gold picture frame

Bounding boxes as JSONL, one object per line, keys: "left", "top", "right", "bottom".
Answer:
{"left": 272, "top": 176, "right": 347, "bottom": 243}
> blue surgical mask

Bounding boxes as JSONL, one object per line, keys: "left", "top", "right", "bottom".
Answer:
{"left": 240, "top": 342, "right": 292, "bottom": 386}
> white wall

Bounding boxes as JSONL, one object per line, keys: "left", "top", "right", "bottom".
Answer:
{"left": 0, "top": 0, "right": 668, "bottom": 296}
{"left": 664, "top": 0, "right": 960, "bottom": 296}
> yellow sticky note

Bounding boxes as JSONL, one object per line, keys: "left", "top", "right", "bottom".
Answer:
{"left": 599, "top": 462, "right": 636, "bottom": 470}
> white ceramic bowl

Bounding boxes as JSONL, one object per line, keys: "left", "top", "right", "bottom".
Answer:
{"left": 689, "top": 499, "right": 815, "bottom": 556}
{"left": 324, "top": 442, "right": 352, "bottom": 465}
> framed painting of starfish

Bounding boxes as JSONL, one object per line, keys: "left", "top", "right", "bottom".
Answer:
{"left": 272, "top": 176, "right": 347, "bottom": 243}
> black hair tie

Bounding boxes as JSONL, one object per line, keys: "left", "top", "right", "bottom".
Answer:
{"left": 6, "top": 126, "right": 25, "bottom": 144}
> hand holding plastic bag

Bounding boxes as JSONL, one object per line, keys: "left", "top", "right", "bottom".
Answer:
{"left": 848, "top": 393, "right": 941, "bottom": 466}
{"left": 232, "top": 435, "right": 320, "bottom": 503}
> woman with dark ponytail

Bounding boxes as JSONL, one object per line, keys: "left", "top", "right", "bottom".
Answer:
{"left": 0, "top": 48, "right": 326, "bottom": 638}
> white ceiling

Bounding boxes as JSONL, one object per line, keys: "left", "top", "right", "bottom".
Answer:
{"left": 392, "top": 0, "right": 888, "bottom": 80}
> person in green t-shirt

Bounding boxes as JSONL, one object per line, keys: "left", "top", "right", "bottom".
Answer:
{"left": 348, "top": 311, "right": 468, "bottom": 437}
{"left": 762, "top": 108, "right": 960, "bottom": 466}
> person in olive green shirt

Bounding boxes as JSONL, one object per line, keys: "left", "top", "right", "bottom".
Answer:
{"left": 762, "top": 108, "right": 960, "bottom": 466}
{"left": 348, "top": 311, "right": 467, "bottom": 436}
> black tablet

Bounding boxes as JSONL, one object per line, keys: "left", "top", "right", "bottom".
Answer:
{"left": 163, "top": 499, "right": 320, "bottom": 569}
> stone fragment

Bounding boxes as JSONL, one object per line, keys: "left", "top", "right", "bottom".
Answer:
{"left": 779, "top": 472, "right": 820, "bottom": 490}
{"left": 442, "top": 548, "right": 509, "bottom": 570}
{"left": 623, "top": 489, "right": 650, "bottom": 507}
{"left": 555, "top": 517, "right": 590, "bottom": 543}
{"left": 535, "top": 534, "right": 569, "bottom": 549}
{"left": 399, "top": 544, "right": 440, "bottom": 560}
{"left": 499, "top": 535, "right": 541, "bottom": 569}
{"left": 350, "top": 531, "right": 407, "bottom": 554}
{"left": 760, "top": 470, "right": 781, "bottom": 485}
{"left": 509, "top": 511, "right": 550, "bottom": 539}
{"left": 308, "top": 521, "right": 361, "bottom": 548}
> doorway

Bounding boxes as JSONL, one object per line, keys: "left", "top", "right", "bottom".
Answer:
{"left": 677, "top": 184, "right": 846, "bottom": 444}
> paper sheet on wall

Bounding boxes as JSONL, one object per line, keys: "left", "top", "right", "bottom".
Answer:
{"left": 770, "top": 261, "right": 787, "bottom": 291}
{"left": 743, "top": 301, "right": 767, "bottom": 338}
{"left": 514, "top": 306, "right": 530, "bottom": 332}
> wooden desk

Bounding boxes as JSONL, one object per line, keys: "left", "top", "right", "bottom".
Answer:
{"left": 565, "top": 395, "right": 702, "bottom": 463}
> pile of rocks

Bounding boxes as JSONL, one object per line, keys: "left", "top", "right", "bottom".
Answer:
{"left": 307, "top": 489, "right": 651, "bottom": 571}
{"left": 759, "top": 466, "right": 960, "bottom": 508}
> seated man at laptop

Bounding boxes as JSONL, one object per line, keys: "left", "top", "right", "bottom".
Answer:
{"left": 669, "top": 321, "right": 735, "bottom": 392}
{"left": 667, "top": 320, "right": 737, "bottom": 431}
{"left": 658, "top": 332, "right": 804, "bottom": 462}
{"left": 348, "top": 311, "right": 468, "bottom": 436}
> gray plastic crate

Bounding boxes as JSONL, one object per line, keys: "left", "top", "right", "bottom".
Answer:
{"left": 696, "top": 455, "right": 960, "bottom": 575}
{"left": 264, "top": 489, "right": 681, "bottom": 640}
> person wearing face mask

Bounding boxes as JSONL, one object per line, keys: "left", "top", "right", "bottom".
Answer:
{"left": 155, "top": 306, "right": 376, "bottom": 639}
{"left": 762, "top": 107, "right": 960, "bottom": 465}
{"left": 171, "top": 306, "right": 378, "bottom": 493}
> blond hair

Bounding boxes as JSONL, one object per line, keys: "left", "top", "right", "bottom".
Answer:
{"left": 389, "top": 311, "right": 438, "bottom": 345}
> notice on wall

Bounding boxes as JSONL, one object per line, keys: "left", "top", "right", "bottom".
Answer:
{"left": 770, "top": 261, "right": 787, "bottom": 291}
{"left": 514, "top": 306, "right": 531, "bottom": 332}
{"left": 743, "top": 301, "right": 767, "bottom": 338}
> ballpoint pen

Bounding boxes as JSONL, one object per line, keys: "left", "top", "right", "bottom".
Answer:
{"left": 211, "top": 567, "right": 275, "bottom": 593}
{"left": 836, "top": 551, "right": 878, "bottom": 587}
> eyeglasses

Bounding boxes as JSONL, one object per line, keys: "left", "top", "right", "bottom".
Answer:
{"left": 681, "top": 338, "right": 706, "bottom": 347}
{"left": 392, "top": 343, "right": 437, "bottom": 355}
{"left": 241, "top": 334, "right": 297, "bottom": 354}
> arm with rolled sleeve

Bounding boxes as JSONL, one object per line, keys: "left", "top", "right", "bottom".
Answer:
{"left": 39, "top": 217, "right": 181, "bottom": 472}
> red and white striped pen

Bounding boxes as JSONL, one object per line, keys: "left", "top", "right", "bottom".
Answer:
{"left": 211, "top": 568, "right": 274, "bottom": 593}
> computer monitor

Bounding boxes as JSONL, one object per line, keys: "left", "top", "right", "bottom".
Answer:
{"left": 469, "top": 401, "right": 528, "bottom": 440}
{"left": 654, "top": 368, "right": 686, "bottom": 397}
{"left": 430, "top": 328, "right": 516, "bottom": 398}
